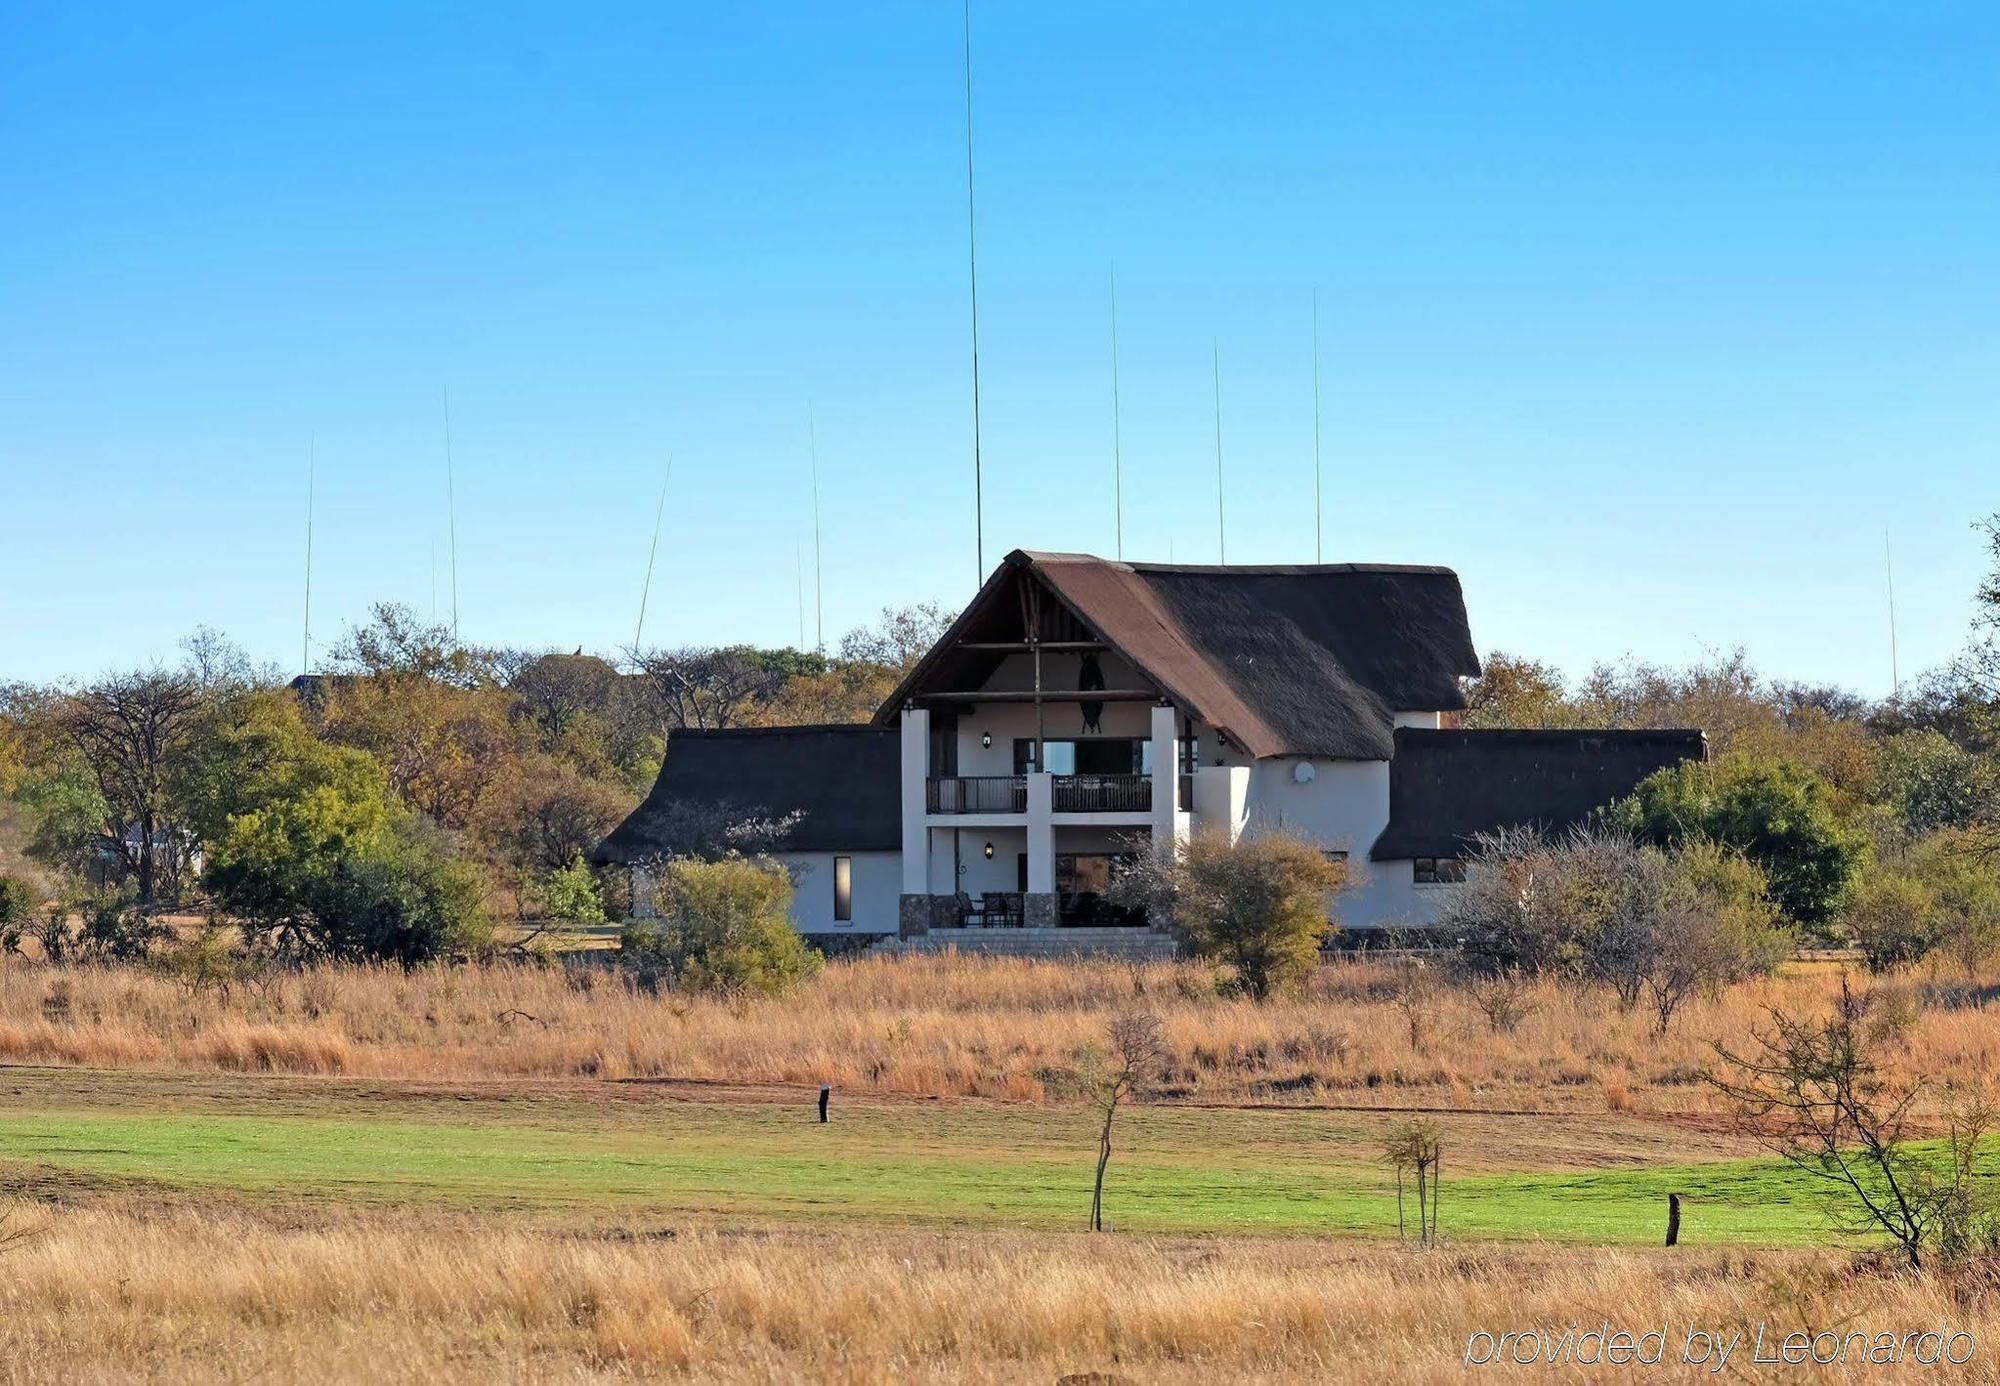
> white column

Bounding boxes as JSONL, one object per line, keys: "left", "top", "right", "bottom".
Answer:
{"left": 1149, "top": 704, "right": 1178, "bottom": 851}
{"left": 900, "top": 708, "right": 929, "bottom": 894}
{"left": 1025, "top": 771, "right": 1055, "bottom": 893}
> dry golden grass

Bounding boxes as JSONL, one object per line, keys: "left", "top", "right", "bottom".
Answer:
{"left": 0, "top": 1197, "right": 1990, "bottom": 1383}
{"left": 1, "top": 952, "right": 1995, "bottom": 1111}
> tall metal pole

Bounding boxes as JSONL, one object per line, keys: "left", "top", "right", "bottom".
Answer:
{"left": 809, "top": 406, "right": 824, "bottom": 653}
{"left": 963, "top": 0, "right": 985, "bottom": 587}
{"left": 1110, "top": 266, "right": 1124, "bottom": 561}
{"left": 443, "top": 386, "right": 460, "bottom": 638}
{"left": 302, "top": 434, "right": 314, "bottom": 674}
{"left": 1213, "top": 341, "right": 1226, "bottom": 564}
{"left": 634, "top": 458, "right": 673, "bottom": 653}
{"left": 1312, "top": 290, "right": 1323, "bottom": 563}
{"left": 1885, "top": 528, "right": 1901, "bottom": 698}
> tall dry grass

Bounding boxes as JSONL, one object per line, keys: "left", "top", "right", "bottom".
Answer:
{"left": 2, "top": 952, "right": 1996, "bottom": 1109}
{"left": 0, "top": 1198, "right": 1988, "bottom": 1383}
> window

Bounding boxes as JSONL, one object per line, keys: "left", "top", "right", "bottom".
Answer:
{"left": 1013, "top": 737, "right": 1146, "bottom": 775}
{"left": 1412, "top": 857, "right": 1466, "bottom": 886}
{"left": 833, "top": 856, "right": 853, "bottom": 922}
{"left": 1323, "top": 850, "right": 1349, "bottom": 864}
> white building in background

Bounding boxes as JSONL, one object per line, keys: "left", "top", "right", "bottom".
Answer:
{"left": 596, "top": 550, "right": 1702, "bottom": 956}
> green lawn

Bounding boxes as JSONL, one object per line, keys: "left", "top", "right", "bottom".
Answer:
{"left": 0, "top": 1070, "right": 1866, "bottom": 1246}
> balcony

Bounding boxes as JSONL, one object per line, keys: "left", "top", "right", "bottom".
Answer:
{"left": 927, "top": 775, "right": 1026, "bottom": 814}
{"left": 926, "top": 774, "right": 1153, "bottom": 815}
{"left": 1051, "top": 773, "right": 1151, "bottom": 813}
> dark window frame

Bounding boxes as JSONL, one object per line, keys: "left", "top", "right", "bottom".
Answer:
{"left": 1412, "top": 857, "right": 1466, "bottom": 886}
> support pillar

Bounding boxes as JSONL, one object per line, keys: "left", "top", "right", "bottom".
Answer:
{"left": 1148, "top": 703, "right": 1179, "bottom": 851}
{"left": 1026, "top": 772, "right": 1055, "bottom": 893}
{"left": 900, "top": 708, "right": 929, "bottom": 895}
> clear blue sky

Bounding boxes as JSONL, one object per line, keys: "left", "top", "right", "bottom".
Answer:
{"left": 3, "top": 2, "right": 1995, "bottom": 693}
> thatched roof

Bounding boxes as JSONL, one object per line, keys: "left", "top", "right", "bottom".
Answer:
{"left": 875, "top": 550, "right": 1480, "bottom": 759}
{"left": 1369, "top": 728, "right": 1706, "bottom": 860}
{"left": 592, "top": 725, "right": 900, "bottom": 864}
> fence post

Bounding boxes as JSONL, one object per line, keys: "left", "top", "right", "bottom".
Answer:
{"left": 1666, "top": 1192, "right": 1681, "bottom": 1247}
{"left": 818, "top": 1084, "right": 830, "bottom": 1123}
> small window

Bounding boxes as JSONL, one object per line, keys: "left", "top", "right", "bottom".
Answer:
{"left": 1413, "top": 857, "right": 1466, "bottom": 886}
{"left": 833, "top": 856, "right": 853, "bottom": 922}
{"left": 1323, "top": 850, "right": 1349, "bottom": 864}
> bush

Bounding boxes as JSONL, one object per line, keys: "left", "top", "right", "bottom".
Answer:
{"left": 1610, "top": 753, "right": 1863, "bottom": 930}
{"left": 621, "top": 857, "right": 820, "bottom": 996}
{"left": 1109, "top": 830, "right": 1347, "bottom": 1001}
{"left": 0, "top": 874, "right": 30, "bottom": 954}
{"left": 1444, "top": 828, "right": 1789, "bottom": 1031}
{"left": 312, "top": 817, "right": 493, "bottom": 966}
{"left": 1844, "top": 832, "right": 2000, "bottom": 973}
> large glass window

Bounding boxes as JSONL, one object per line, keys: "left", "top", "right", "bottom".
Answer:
{"left": 1013, "top": 737, "right": 1147, "bottom": 775}
{"left": 833, "top": 856, "right": 853, "bottom": 921}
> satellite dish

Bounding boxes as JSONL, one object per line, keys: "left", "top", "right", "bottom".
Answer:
{"left": 1293, "top": 761, "right": 1317, "bottom": 784}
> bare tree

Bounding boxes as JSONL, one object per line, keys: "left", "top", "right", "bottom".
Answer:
{"left": 628, "top": 646, "right": 786, "bottom": 731}
{"left": 1383, "top": 1119, "right": 1443, "bottom": 1248}
{"left": 42, "top": 670, "right": 208, "bottom": 903}
{"left": 1465, "top": 969, "right": 1539, "bottom": 1034}
{"left": 1091, "top": 1011, "right": 1166, "bottom": 1233}
{"left": 837, "top": 603, "right": 955, "bottom": 671}
{"left": 1710, "top": 976, "right": 1994, "bottom": 1269}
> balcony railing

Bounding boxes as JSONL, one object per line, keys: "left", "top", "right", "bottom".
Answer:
{"left": 926, "top": 773, "right": 1155, "bottom": 815}
{"left": 927, "top": 775, "right": 1026, "bottom": 814}
{"left": 1051, "top": 773, "right": 1152, "bottom": 813}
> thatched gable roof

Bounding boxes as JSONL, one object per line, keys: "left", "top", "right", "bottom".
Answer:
{"left": 875, "top": 550, "right": 1480, "bottom": 760}
{"left": 1370, "top": 727, "right": 1706, "bottom": 860}
{"left": 592, "top": 725, "right": 900, "bottom": 864}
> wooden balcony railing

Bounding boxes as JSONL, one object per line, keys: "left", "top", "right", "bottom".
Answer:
{"left": 1052, "top": 773, "right": 1151, "bottom": 813}
{"left": 927, "top": 775, "right": 1027, "bottom": 814}
{"left": 926, "top": 774, "right": 1154, "bottom": 814}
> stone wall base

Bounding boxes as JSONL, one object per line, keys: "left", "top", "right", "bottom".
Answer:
{"left": 879, "top": 927, "right": 1179, "bottom": 962}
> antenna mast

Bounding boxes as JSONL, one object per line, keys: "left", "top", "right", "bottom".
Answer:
{"left": 809, "top": 406, "right": 825, "bottom": 652}
{"left": 1885, "top": 528, "right": 1901, "bottom": 699}
{"left": 443, "top": 387, "right": 460, "bottom": 638}
{"left": 1110, "top": 267, "right": 1124, "bottom": 561}
{"left": 634, "top": 458, "right": 674, "bottom": 652}
{"left": 1312, "top": 290, "right": 1323, "bottom": 563}
{"left": 1212, "top": 340, "right": 1226, "bottom": 563}
{"left": 962, "top": 0, "right": 985, "bottom": 587}
{"left": 302, "top": 434, "right": 314, "bottom": 674}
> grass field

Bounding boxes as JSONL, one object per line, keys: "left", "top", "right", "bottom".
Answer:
{"left": 2, "top": 954, "right": 1994, "bottom": 1379}
{"left": 0, "top": 1066, "right": 1855, "bottom": 1246}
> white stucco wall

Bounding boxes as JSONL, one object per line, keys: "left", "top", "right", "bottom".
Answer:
{"left": 1239, "top": 753, "right": 1440, "bottom": 931}
{"left": 778, "top": 850, "right": 901, "bottom": 934}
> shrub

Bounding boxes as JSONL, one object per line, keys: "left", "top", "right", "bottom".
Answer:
{"left": 1109, "top": 830, "right": 1347, "bottom": 1001}
{"left": 0, "top": 874, "right": 30, "bottom": 954}
{"left": 1844, "top": 832, "right": 2000, "bottom": 973}
{"left": 1445, "top": 829, "right": 1788, "bottom": 1031}
{"left": 621, "top": 857, "right": 820, "bottom": 996}
{"left": 1610, "top": 753, "right": 1863, "bottom": 929}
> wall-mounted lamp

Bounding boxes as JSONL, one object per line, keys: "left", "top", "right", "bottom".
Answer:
{"left": 983, "top": 842, "right": 995, "bottom": 860}
{"left": 981, "top": 731, "right": 993, "bottom": 749}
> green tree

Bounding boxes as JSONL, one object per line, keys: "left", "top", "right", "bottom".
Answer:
{"left": 1844, "top": 832, "right": 2000, "bottom": 973}
{"left": 621, "top": 857, "right": 820, "bottom": 995}
{"left": 1610, "top": 754, "right": 1862, "bottom": 929}
{"left": 1874, "top": 730, "right": 1996, "bottom": 837}
{"left": 198, "top": 693, "right": 488, "bottom": 964}
{"left": 1110, "top": 830, "right": 1347, "bottom": 1001}
{"left": 534, "top": 854, "right": 608, "bottom": 930}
